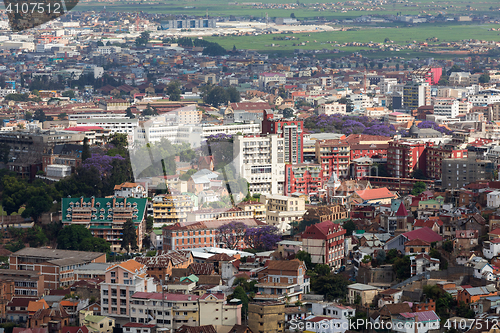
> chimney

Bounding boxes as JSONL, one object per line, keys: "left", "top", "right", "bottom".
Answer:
{"left": 113, "top": 197, "right": 116, "bottom": 207}
{"left": 91, "top": 197, "right": 95, "bottom": 207}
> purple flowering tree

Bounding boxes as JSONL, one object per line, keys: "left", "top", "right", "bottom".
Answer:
{"left": 244, "top": 225, "right": 282, "bottom": 251}
{"left": 82, "top": 153, "right": 125, "bottom": 179}
{"left": 417, "top": 120, "right": 452, "bottom": 135}
{"left": 216, "top": 221, "right": 247, "bottom": 250}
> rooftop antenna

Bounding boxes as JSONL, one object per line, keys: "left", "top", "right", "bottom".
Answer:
{"left": 266, "top": 12, "right": 269, "bottom": 28}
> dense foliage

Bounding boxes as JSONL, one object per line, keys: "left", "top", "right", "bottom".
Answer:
{"left": 304, "top": 114, "right": 396, "bottom": 136}
{"left": 57, "top": 225, "right": 110, "bottom": 252}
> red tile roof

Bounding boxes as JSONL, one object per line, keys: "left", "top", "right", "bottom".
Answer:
{"left": 403, "top": 227, "right": 442, "bottom": 243}
{"left": 355, "top": 188, "right": 395, "bottom": 201}
{"left": 395, "top": 202, "right": 408, "bottom": 217}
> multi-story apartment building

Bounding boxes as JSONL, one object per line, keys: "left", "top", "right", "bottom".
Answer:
{"left": 162, "top": 219, "right": 266, "bottom": 251}
{"left": 175, "top": 105, "right": 202, "bottom": 125}
{"left": 469, "top": 90, "right": 500, "bottom": 106}
{"left": 61, "top": 197, "right": 147, "bottom": 252}
{"left": 403, "top": 80, "right": 430, "bottom": 109}
{"left": 198, "top": 293, "right": 242, "bottom": 327}
{"left": 248, "top": 301, "right": 285, "bottom": 333}
{"left": 152, "top": 194, "right": 194, "bottom": 226}
{"left": 425, "top": 144, "right": 467, "bottom": 180}
{"left": 75, "top": 119, "right": 138, "bottom": 143}
{"left": 315, "top": 139, "right": 350, "bottom": 180}
{"left": 262, "top": 111, "right": 304, "bottom": 164}
{"left": 233, "top": 134, "right": 285, "bottom": 195}
{"left": 256, "top": 259, "right": 310, "bottom": 302}
{"left": 9, "top": 248, "right": 106, "bottom": 290}
{"left": 260, "top": 194, "right": 307, "bottom": 235}
{"left": 186, "top": 207, "right": 254, "bottom": 223}
{"left": 100, "top": 260, "right": 154, "bottom": 320}
{"left": 301, "top": 220, "right": 346, "bottom": 269}
{"left": 432, "top": 98, "right": 460, "bottom": 118}
{"left": 162, "top": 223, "right": 217, "bottom": 251}
{"left": 284, "top": 163, "right": 324, "bottom": 197}
{"left": 0, "top": 270, "right": 44, "bottom": 297}
{"left": 487, "top": 102, "right": 500, "bottom": 122}
{"left": 130, "top": 292, "right": 199, "bottom": 330}
{"left": 441, "top": 157, "right": 495, "bottom": 190}
{"left": 387, "top": 141, "right": 427, "bottom": 179}
{"left": 236, "top": 201, "right": 266, "bottom": 221}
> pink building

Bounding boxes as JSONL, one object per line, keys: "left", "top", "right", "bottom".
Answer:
{"left": 100, "top": 260, "right": 154, "bottom": 319}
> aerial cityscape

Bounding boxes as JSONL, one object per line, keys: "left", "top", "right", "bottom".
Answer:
{"left": 0, "top": 0, "right": 500, "bottom": 332}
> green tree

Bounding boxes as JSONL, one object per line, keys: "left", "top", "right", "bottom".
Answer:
{"left": 135, "top": 31, "right": 150, "bottom": 47}
{"left": 142, "top": 104, "right": 159, "bottom": 116}
{"left": 226, "top": 87, "right": 241, "bottom": 103}
{"left": 376, "top": 249, "right": 386, "bottom": 264}
{"left": 82, "top": 137, "right": 91, "bottom": 161}
{"left": 125, "top": 107, "right": 135, "bottom": 119}
{"left": 447, "top": 65, "right": 463, "bottom": 75}
{"left": 166, "top": 81, "right": 182, "bottom": 101}
{"left": 438, "top": 75, "right": 449, "bottom": 85}
{"left": 311, "top": 274, "right": 349, "bottom": 301}
{"left": 33, "top": 109, "right": 46, "bottom": 122}
{"left": 228, "top": 286, "right": 249, "bottom": 318}
{"left": 146, "top": 216, "right": 154, "bottom": 232}
{"left": 479, "top": 73, "right": 490, "bottom": 84}
{"left": 57, "top": 225, "right": 94, "bottom": 250}
{"left": 393, "top": 256, "right": 411, "bottom": 280}
{"left": 108, "top": 133, "right": 128, "bottom": 149}
{"left": 314, "top": 264, "right": 331, "bottom": 276}
{"left": 296, "top": 250, "right": 312, "bottom": 268}
{"left": 411, "top": 181, "right": 426, "bottom": 196}
{"left": 58, "top": 112, "right": 67, "bottom": 120}
{"left": 121, "top": 219, "right": 138, "bottom": 252}
{"left": 25, "top": 111, "right": 32, "bottom": 120}
{"left": 283, "top": 108, "right": 294, "bottom": 118}
{"left": 80, "top": 237, "right": 111, "bottom": 253}
{"left": 343, "top": 220, "right": 356, "bottom": 236}
{"left": 62, "top": 90, "right": 75, "bottom": 99}
{"left": 22, "top": 189, "right": 53, "bottom": 223}
{"left": 25, "top": 225, "right": 48, "bottom": 247}
{"left": 180, "top": 169, "right": 197, "bottom": 181}
{"left": 204, "top": 86, "right": 229, "bottom": 108}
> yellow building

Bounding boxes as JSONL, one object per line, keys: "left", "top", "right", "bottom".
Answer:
{"left": 152, "top": 194, "right": 194, "bottom": 226}
{"left": 248, "top": 301, "right": 285, "bottom": 333}
{"left": 81, "top": 315, "right": 115, "bottom": 333}
{"left": 237, "top": 200, "right": 266, "bottom": 220}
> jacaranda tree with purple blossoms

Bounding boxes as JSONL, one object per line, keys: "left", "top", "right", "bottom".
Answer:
{"left": 304, "top": 114, "right": 396, "bottom": 137}
{"left": 82, "top": 153, "right": 125, "bottom": 178}
{"left": 216, "top": 221, "right": 247, "bottom": 250}
{"left": 244, "top": 225, "right": 282, "bottom": 251}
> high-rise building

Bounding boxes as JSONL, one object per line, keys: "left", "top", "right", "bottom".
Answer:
{"left": 441, "top": 157, "right": 495, "bottom": 190}
{"left": 284, "top": 163, "right": 324, "bottom": 197}
{"left": 403, "top": 80, "right": 431, "bottom": 109}
{"left": 152, "top": 194, "right": 194, "bottom": 226}
{"left": 387, "top": 141, "right": 427, "bottom": 179}
{"left": 301, "top": 220, "right": 346, "bottom": 269}
{"left": 315, "top": 139, "right": 350, "bottom": 180}
{"left": 432, "top": 98, "right": 460, "bottom": 118}
{"left": 425, "top": 144, "right": 467, "bottom": 180}
{"left": 262, "top": 110, "right": 304, "bottom": 164}
{"left": 233, "top": 134, "right": 285, "bottom": 195}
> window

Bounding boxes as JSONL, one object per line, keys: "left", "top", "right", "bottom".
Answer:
{"left": 124, "top": 272, "right": 128, "bottom": 278}
{"left": 111, "top": 272, "right": 116, "bottom": 277}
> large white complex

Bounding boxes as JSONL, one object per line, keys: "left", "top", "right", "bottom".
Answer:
{"left": 432, "top": 98, "right": 460, "bottom": 118}
{"left": 233, "top": 134, "right": 285, "bottom": 195}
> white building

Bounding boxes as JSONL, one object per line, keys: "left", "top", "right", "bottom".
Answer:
{"left": 317, "top": 103, "right": 347, "bottom": 116}
{"left": 233, "top": 134, "right": 285, "bottom": 195}
{"left": 150, "top": 230, "right": 163, "bottom": 250}
{"left": 114, "top": 182, "right": 147, "bottom": 198}
{"left": 75, "top": 118, "right": 138, "bottom": 143}
{"left": 379, "top": 78, "right": 398, "bottom": 94}
{"left": 410, "top": 254, "right": 440, "bottom": 276}
{"left": 311, "top": 303, "right": 355, "bottom": 319}
{"left": 46, "top": 164, "right": 72, "bottom": 178}
{"left": 469, "top": 90, "right": 500, "bottom": 106}
{"left": 432, "top": 98, "right": 459, "bottom": 118}
{"left": 487, "top": 190, "right": 500, "bottom": 208}
{"left": 258, "top": 72, "right": 286, "bottom": 89}
{"left": 483, "top": 240, "right": 500, "bottom": 260}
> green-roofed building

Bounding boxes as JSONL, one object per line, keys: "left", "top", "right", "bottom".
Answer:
{"left": 180, "top": 274, "right": 199, "bottom": 283}
{"left": 61, "top": 196, "right": 147, "bottom": 252}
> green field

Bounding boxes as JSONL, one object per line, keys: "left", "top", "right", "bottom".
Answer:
{"left": 74, "top": 0, "right": 500, "bottom": 20}
{"left": 202, "top": 23, "right": 500, "bottom": 56}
